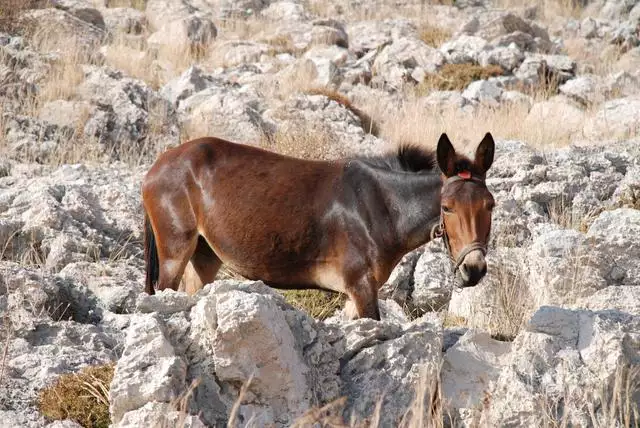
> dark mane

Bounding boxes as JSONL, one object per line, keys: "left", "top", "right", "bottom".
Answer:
{"left": 359, "top": 144, "right": 437, "bottom": 174}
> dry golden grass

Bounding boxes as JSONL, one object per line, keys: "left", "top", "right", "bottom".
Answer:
{"left": 307, "top": 0, "right": 455, "bottom": 23}
{"left": 418, "top": 24, "right": 452, "bottom": 48}
{"left": 562, "top": 38, "right": 625, "bottom": 76}
{"left": 545, "top": 196, "right": 603, "bottom": 233}
{"left": 0, "top": 0, "right": 49, "bottom": 35}
{"left": 495, "top": 0, "right": 587, "bottom": 21}
{"left": 538, "top": 363, "right": 640, "bottom": 428}
{"left": 261, "top": 119, "right": 349, "bottom": 161}
{"left": 38, "top": 363, "right": 114, "bottom": 428}
{"left": 280, "top": 289, "right": 346, "bottom": 320}
{"left": 416, "top": 63, "right": 504, "bottom": 93}
{"left": 106, "top": 0, "right": 147, "bottom": 10}
{"left": 289, "top": 363, "right": 445, "bottom": 428}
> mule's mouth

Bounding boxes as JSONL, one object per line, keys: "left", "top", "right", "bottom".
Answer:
{"left": 456, "top": 269, "right": 484, "bottom": 288}
{"left": 454, "top": 250, "right": 487, "bottom": 288}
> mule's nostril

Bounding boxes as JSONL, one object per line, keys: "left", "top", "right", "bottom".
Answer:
{"left": 480, "top": 264, "right": 487, "bottom": 276}
{"left": 459, "top": 263, "right": 470, "bottom": 281}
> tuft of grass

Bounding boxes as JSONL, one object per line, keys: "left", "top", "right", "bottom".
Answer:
{"left": 416, "top": 63, "right": 504, "bottom": 93}
{"left": 289, "top": 362, "right": 445, "bottom": 427}
{"left": 0, "top": 0, "right": 49, "bottom": 35}
{"left": 279, "top": 289, "right": 346, "bottom": 320}
{"left": 261, "top": 119, "right": 347, "bottom": 161}
{"left": 38, "top": 363, "right": 115, "bottom": 428}
{"left": 418, "top": 24, "right": 451, "bottom": 48}
{"left": 106, "top": 0, "right": 147, "bottom": 10}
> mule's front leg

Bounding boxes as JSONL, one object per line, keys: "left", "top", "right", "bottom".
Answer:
{"left": 345, "top": 274, "right": 381, "bottom": 321}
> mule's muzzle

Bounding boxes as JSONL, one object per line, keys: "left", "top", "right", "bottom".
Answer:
{"left": 457, "top": 249, "right": 487, "bottom": 288}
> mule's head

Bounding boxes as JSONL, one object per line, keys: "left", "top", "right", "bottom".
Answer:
{"left": 435, "top": 132, "right": 495, "bottom": 287}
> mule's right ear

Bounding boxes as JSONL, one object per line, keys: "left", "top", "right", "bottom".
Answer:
{"left": 436, "top": 133, "right": 456, "bottom": 177}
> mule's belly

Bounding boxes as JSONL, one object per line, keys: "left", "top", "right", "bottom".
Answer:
{"left": 203, "top": 232, "right": 347, "bottom": 293}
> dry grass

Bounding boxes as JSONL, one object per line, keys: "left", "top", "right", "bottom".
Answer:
{"left": 0, "top": 0, "right": 50, "bottom": 35}
{"left": 307, "top": 0, "right": 455, "bottom": 23}
{"left": 38, "top": 363, "right": 115, "bottom": 428}
{"left": 261, "top": 119, "right": 348, "bottom": 161}
{"left": 545, "top": 196, "right": 602, "bottom": 233}
{"left": 290, "top": 363, "right": 445, "bottom": 428}
{"left": 280, "top": 289, "right": 346, "bottom": 320}
{"left": 378, "top": 73, "right": 619, "bottom": 152}
{"left": 106, "top": 0, "right": 147, "bottom": 10}
{"left": 539, "top": 363, "right": 640, "bottom": 428}
{"left": 418, "top": 23, "right": 452, "bottom": 48}
{"left": 447, "top": 256, "right": 532, "bottom": 342}
{"left": 562, "top": 38, "right": 625, "bottom": 77}
{"left": 415, "top": 63, "right": 504, "bottom": 93}
{"left": 495, "top": 0, "right": 587, "bottom": 21}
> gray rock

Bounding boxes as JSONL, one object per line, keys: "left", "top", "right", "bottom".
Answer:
{"left": 340, "top": 315, "right": 443, "bottom": 426}
{"left": 559, "top": 74, "right": 605, "bottom": 105}
{"left": 379, "top": 248, "right": 423, "bottom": 308}
{"left": 177, "top": 80, "right": 271, "bottom": 144}
{"left": 412, "top": 241, "right": 455, "bottom": 312}
{"left": 52, "top": 0, "right": 106, "bottom": 30}
{"left": 346, "top": 19, "right": 418, "bottom": 56}
{"left": 115, "top": 402, "right": 207, "bottom": 428}
{"left": 160, "top": 66, "right": 219, "bottom": 107}
{"left": 482, "top": 306, "right": 640, "bottom": 426}
{"left": 23, "top": 8, "right": 105, "bottom": 54}
{"left": 462, "top": 79, "right": 503, "bottom": 106}
{"left": 371, "top": 37, "right": 445, "bottom": 88}
{"left": 109, "top": 313, "right": 188, "bottom": 425}
{"left": 586, "top": 208, "right": 640, "bottom": 285}
{"left": 459, "top": 11, "right": 552, "bottom": 53}
{"left": 101, "top": 7, "right": 147, "bottom": 36}
{"left": 442, "top": 330, "right": 512, "bottom": 424}
{"left": 439, "top": 35, "right": 489, "bottom": 64}
{"left": 573, "top": 285, "right": 640, "bottom": 314}
{"left": 583, "top": 96, "right": 640, "bottom": 141}
{"left": 524, "top": 97, "right": 586, "bottom": 142}
{"left": 528, "top": 229, "right": 607, "bottom": 307}
{"left": 261, "top": 1, "right": 308, "bottom": 22}
{"left": 478, "top": 44, "right": 525, "bottom": 71}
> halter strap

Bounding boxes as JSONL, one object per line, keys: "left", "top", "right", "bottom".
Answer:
{"left": 433, "top": 172, "right": 488, "bottom": 275}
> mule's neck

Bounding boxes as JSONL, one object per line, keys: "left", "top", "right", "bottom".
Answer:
{"left": 374, "top": 168, "right": 443, "bottom": 253}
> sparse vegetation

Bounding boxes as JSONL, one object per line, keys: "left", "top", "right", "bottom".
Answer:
{"left": 416, "top": 63, "right": 504, "bottom": 93}
{"left": 418, "top": 24, "right": 452, "bottom": 48}
{"left": 0, "top": 0, "right": 49, "bottom": 35}
{"left": 279, "top": 289, "right": 346, "bottom": 320}
{"left": 106, "top": 0, "right": 147, "bottom": 10}
{"left": 38, "top": 363, "right": 115, "bottom": 428}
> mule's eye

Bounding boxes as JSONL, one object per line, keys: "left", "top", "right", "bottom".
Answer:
{"left": 442, "top": 206, "right": 454, "bottom": 214}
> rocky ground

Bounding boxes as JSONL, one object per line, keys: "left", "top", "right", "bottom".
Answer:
{"left": 0, "top": 0, "right": 639, "bottom": 427}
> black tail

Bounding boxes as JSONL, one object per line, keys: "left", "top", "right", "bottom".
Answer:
{"left": 144, "top": 212, "right": 159, "bottom": 295}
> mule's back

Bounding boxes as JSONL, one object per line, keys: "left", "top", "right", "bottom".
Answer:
{"left": 143, "top": 137, "right": 346, "bottom": 285}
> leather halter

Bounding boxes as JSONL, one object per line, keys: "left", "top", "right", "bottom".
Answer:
{"left": 430, "top": 174, "right": 488, "bottom": 273}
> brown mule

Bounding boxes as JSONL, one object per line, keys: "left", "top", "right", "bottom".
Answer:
{"left": 142, "top": 133, "right": 496, "bottom": 320}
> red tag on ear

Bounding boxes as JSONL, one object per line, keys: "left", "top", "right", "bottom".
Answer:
{"left": 458, "top": 171, "right": 472, "bottom": 179}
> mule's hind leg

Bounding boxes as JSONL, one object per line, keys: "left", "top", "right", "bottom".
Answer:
{"left": 182, "top": 236, "right": 222, "bottom": 294}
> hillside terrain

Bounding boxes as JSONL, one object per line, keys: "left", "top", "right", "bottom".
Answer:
{"left": 0, "top": 0, "right": 639, "bottom": 427}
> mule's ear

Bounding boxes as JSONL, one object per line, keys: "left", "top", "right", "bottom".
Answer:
{"left": 475, "top": 132, "right": 495, "bottom": 174}
{"left": 436, "top": 133, "right": 456, "bottom": 177}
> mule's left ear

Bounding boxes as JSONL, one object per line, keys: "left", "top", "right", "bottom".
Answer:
{"left": 475, "top": 132, "right": 495, "bottom": 174}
